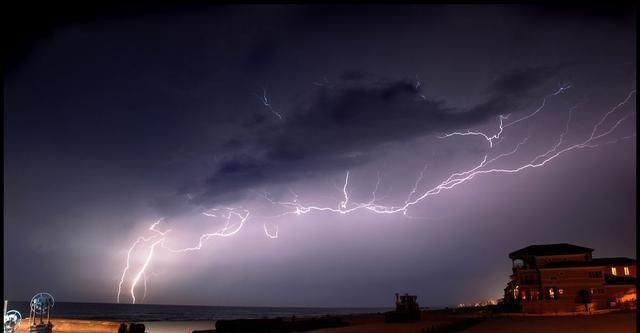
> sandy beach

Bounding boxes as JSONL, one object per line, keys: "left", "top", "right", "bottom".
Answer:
{"left": 10, "top": 310, "right": 635, "bottom": 333}
{"left": 303, "top": 311, "right": 638, "bottom": 333}
{"left": 13, "top": 319, "right": 120, "bottom": 333}
{"left": 460, "top": 310, "right": 637, "bottom": 333}
{"left": 11, "top": 319, "right": 215, "bottom": 333}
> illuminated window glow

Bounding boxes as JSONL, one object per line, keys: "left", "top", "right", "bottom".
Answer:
{"left": 611, "top": 267, "right": 617, "bottom": 275}
{"left": 624, "top": 267, "right": 629, "bottom": 276}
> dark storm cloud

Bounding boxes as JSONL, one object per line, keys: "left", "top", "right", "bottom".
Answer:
{"left": 517, "top": 3, "right": 636, "bottom": 26}
{"left": 243, "top": 37, "right": 280, "bottom": 74}
{"left": 188, "top": 66, "right": 563, "bottom": 208}
{"left": 4, "top": 4, "right": 635, "bottom": 307}
{"left": 489, "top": 65, "right": 567, "bottom": 96}
{"left": 5, "top": 1, "right": 218, "bottom": 76}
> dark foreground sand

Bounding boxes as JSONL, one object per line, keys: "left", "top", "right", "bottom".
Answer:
{"left": 459, "top": 311, "right": 636, "bottom": 333}
{"left": 305, "top": 311, "right": 637, "bottom": 333}
{"left": 11, "top": 310, "right": 635, "bottom": 333}
{"left": 306, "top": 311, "right": 454, "bottom": 333}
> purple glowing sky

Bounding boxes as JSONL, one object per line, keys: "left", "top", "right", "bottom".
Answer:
{"left": 4, "top": 4, "right": 636, "bottom": 307}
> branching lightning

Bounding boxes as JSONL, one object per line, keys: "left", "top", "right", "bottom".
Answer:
{"left": 437, "top": 84, "right": 572, "bottom": 148}
{"left": 116, "top": 83, "right": 635, "bottom": 304}
{"left": 256, "top": 88, "right": 283, "bottom": 120}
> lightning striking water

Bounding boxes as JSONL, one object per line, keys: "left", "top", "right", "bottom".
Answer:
{"left": 116, "top": 84, "right": 635, "bottom": 304}
{"left": 129, "top": 238, "right": 164, "bottom": 304}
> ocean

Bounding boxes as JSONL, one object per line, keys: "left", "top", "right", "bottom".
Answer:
{"left": 6, "top": 302, "right": 390, "bottom": 322}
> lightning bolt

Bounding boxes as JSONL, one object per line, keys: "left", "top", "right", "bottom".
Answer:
{"left": 117, "top": 235, "right": 157, "bottom": 304}
{"left": 255, "top": 88, "right": 283, "bottom": 120}
{"left": 263, "top": 223, "right": 279, "bottom": 239}
{"left": 116, "top": 211, "right": 250, "bottom": 302}
{"left": 116, "top": 84, "right": 635, "bottom": 303}
{"left": 438, "top": 83, "right": 572, "bottom": 147}
{"left": 129, "top": 238, "right": 164, "bottom": 304}
{"left": 258, "top": 87, "right": 634, "bottom": 217}
{"left": 162, "top": 209, "right": 250, "bottom": 253}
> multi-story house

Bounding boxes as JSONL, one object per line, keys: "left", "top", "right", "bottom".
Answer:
{"left": 504, "top": 243, "right": 636, "bottom": 313}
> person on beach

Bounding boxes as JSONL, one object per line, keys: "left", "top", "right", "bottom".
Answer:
{"left": 118, "top": 322, "right": 127, "bottom": 333}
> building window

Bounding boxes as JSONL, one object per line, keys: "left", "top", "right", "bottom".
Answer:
{"left": 624, "top": 267, "right": 629, "bottom": 276}
{"left": 532, "top": 290, "right": 539, "bottom": 300}
{"left": 588, "top": 271, "right": 602, "bottom": 278}
{"left": 611, "top": 267, "right": 617, "bottom": 276}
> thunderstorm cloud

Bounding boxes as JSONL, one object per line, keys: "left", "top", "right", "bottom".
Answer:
{"left": 4, "top": 4, "right": 635, "bottom": 306}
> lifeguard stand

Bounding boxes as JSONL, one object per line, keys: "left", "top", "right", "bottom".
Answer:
{"left": 28, "top": 293, "right": 54, "bottom": 333}
{"left": 384, "top": 293, "right": 421, "bottom": 323}
{"left": 3, "top": 300, "right": 22, "bottom": 333}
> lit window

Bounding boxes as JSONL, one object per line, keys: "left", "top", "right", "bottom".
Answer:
{"left": 624, "top": 267, "right": 629, "bottom": 276}
{"left": 611, "top": 267, "right": 617, "bottom": 276}
{"left": 558, "top": 289, "right": 564, "bottom": 295}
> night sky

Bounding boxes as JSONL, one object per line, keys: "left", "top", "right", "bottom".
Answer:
{"left": 4, "top": 4, "right": 636, "bottom": 307}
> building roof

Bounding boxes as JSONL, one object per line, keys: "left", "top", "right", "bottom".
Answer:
{"left": 540, "top": 257, "right": 637, "bottom": 269}
{"left": 592, "top": 257, "right": 637, "bottom": 265}
{"left": 509, "top": 243, "right": 594, "bottom": 258}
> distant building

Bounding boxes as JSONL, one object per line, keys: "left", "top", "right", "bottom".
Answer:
{"left": 503, "top": 243, "right": 636, "bottom": 313}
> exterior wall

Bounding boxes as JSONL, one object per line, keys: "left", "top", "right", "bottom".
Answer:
{"left": 512, "top": 268, "right": 541, "bottom": 301}
{"left": 605, "top": 264, "right": 636, "bottom": 277}
{"left": 535, "top": 254, "right": 590, "bottom": 267}
{"left": 514, "top": 266, "right": 636, "bottom": 312}
{"left": 507, "top": 247, "right": 635, "bottom": 313}
{"left": 537, "top": 267, "right": 608, "bottom": 311}
{"left": 521, "top": 299, "right": 592, "bottom": 314}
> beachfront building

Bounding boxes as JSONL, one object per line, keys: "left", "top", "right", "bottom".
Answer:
{"left": 503, "top": 243, "right": 636, "bottom": 313}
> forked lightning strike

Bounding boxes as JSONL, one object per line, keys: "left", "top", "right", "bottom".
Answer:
{"left": 117, "top": 84, "right": 635, "bottom": 304}
{"left": 437, "top": 84, "right": 572, "bottom": 147}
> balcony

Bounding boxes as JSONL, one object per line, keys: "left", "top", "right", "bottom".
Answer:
{"left": 605, "top": 275, "right": 636, "bottom": 285}
{"left": 519, "top": 278, "right": 540, "bottom": 286}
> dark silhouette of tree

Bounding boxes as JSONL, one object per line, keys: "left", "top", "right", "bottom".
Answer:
{"left": 575, "top": 289, "right": 592, "bottom": 312}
